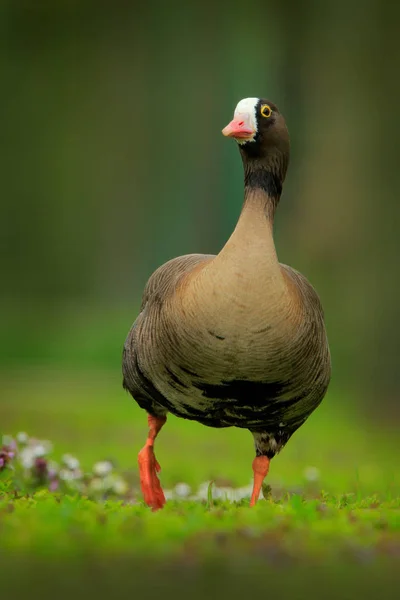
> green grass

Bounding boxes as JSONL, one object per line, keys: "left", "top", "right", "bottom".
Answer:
{"left": 1, "top": 368, "right": 399, "bottom": 599}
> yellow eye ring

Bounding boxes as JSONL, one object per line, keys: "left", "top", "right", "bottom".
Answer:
{"left": 260, "top": 104, "right": 272, "bottom": 118}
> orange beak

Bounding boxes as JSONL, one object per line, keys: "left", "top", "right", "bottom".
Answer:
{"left": 222, "top": 117, "right": 255, "bottom": 140}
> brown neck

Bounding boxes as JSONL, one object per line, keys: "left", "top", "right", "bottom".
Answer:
{"left": 211, "top": 150, "right": 288, "bottom": 278}
{"left": 190, "top": 148, "right": 289, "bottom": 308}
{"left": 213, "top": 185, "right": 280, "bottom": 282}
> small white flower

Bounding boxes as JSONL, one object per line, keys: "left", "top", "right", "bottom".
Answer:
{"left": 112, "top": 479, "right": 129, "bottom": 495}
{"left": 103, "top": 474, "right": 114, "bottom": 488}
{"left": 33, "top": 444, "right": 47, "bottom": 458}
{"left": 20, "top": 448, "right": 35, "bottom": 469}
{"left": 16, "top": 432, "right": 29, "bottom": 445}
{"left": 59, "top": 469, "right": 73, "bottom": 481}
{"left": 196, "top": 481, "right": 212, "bottom": 499}
{"left": 93, "top": 461, "right": 113, "bottom": 477}
{"left": 62, "top": 454, "right": 80, "bottom": 470}
{"left": 59, "top": 468, "right": 82, "bottom": 481}
{"left": 304, "top": 466, "right": 320, "bottom": 482}
{"left": 90, "top": 477, "right": 106, "bottom": 492}
{"left": 174, "top": 482, "right": 191, "bottom": 498}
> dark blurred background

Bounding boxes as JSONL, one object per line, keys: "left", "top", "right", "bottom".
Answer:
{"left": 1, "top": 0, "right": 399, "bottom": 422}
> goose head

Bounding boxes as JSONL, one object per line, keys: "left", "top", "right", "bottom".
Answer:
{"left": 222, "top": 97, "right": 290, "bottom": 162}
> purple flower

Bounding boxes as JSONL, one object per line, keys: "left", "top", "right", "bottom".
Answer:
{"left": 35, "top": 457, "right": 47, "bottom": 474}
{"left": 49, "top": 479, "right": 59, "bottom": 492}
{"left": 0, "top": 446, "right": 15, "bottom": 470}
{"left": 34, "top": 457, "right": 48, "bottom": 484}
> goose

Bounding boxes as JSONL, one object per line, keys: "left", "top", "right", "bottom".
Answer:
{"left": 122, "top": 97, "right": 331, "bottom": 510}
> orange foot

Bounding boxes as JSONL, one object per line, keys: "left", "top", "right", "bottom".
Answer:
{"left": 138, "top": 445, "right": 166, "bottom": 511}
{"left": 250, "top": 456, "right": 270, "bottom": 507}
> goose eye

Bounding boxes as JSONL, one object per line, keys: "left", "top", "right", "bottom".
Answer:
{"left": 260, "top": 104, "right": 272, "bottom": 118}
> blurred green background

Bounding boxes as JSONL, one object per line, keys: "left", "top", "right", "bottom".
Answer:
{"left": 1, "top": 0, "right": 399, "bottom": 481}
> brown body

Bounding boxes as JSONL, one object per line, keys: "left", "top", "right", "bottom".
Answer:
{"left": 123, "top": 98, "right": 331, "bottom": 508}
{"left": 123, "top": 192, "right": 330, "bottom": 456}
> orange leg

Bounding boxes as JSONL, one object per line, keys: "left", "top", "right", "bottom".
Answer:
{"left": 249, "top": 456, "right": 270, "bottom": 507}
{"left": 138, "top": 414, "right": 166, "bottom": 511}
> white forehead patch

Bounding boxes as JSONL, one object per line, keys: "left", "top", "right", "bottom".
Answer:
{"left": 233, "top": 97, "right": 260, "bottom": 144}
{"left": 234, "top": 97, "right": 259, "bottom": 116}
